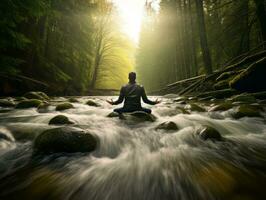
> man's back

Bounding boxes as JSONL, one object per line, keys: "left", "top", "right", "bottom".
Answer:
{"left": 122, "top": 83, "right": 143, "bottom": 109}
{"left": 107, "top": 72, "right": 160, "bottom": 114}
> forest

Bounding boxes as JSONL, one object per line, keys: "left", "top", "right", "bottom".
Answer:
{"left": 1, "top": 1, "right": 266, "bottom": 200}
{"left": 1, "top": 0, "right": 265, "bottom": 96}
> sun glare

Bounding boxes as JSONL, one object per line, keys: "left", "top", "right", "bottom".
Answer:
{"left": 112, "top": 0, "right": 160, "bottom": 43}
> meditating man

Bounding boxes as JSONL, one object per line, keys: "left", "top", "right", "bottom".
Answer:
{"left": 106, "top": 72, "right": 161, "bottom": 114}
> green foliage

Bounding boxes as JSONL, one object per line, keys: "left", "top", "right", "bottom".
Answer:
{"left": 0, "top": 0, "right": 134, "bottom": 95}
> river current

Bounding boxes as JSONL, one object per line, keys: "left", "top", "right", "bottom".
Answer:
{"left": 0, "top": 96, "right": 266, "bottom": 200}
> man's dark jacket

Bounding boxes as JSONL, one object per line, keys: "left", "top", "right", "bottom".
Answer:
{"left": 112, "top": 82, "right": 156, "bottom": 110}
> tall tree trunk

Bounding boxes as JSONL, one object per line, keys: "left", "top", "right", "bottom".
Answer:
{"left": 195, "top": 0, "right": 213, "bottom": 74}
{"left": 253, "top": 0, "right": 266, "bottom": 43}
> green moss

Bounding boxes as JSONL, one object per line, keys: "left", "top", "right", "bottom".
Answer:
{"left": 55, "top": 103, "right": 74, "bottom": 111}
{"left": 49, "top": 115, "right": 74, "bottom": 125}
{"left": 86, "top": 100, "right": 99, "bottom": 107}
{"left": 16, "top": 99, "right": 42, "bottom": 109}
{"left": 232, "top": 105, "right": 262, "bottom": 119}
{"left": 0, "top": 99, "right": 15, "bottom": 107}
{"left": 156, "top": 121, "right": 179, "bottom": 131}
{"left": 24, "top": 91, "right": 49, "bottom": 100}
{"left": 230, "top": 94, "right": 257, "bottom": 103}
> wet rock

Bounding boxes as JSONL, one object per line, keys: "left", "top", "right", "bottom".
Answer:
{"left": 0, "top": 99, "right": 15, "bottom": 107}
{"left": 107, "top": 112, "right": 120, "bottom": 118}
{"left": 24, "top": 91, "right": 49, "bottom": 100}
{"left": 86, "top": 100, "right": 99, "bottom": 107}
{"left": 176, "top": 106, "right": 190, "bottom": 114}
{"left": 37, "top": 103, "right": 50, "bottom": 113}
{"left": 120, "top": 111, "right": 156, "bottom": 122}
{"left": 232, "top": 105, "right": 262, "bottom": 119}
{"left": 55, "top": 103, "right": 74, "bottom": 111}
{"left": 230, "top": 57, "right": 266, "bottom": 92}
{"left": 16, "top": 99, "right": 42, "bottom": 109}
{"left": 198, "top": 126, "right": 222, "bottom": 141}
{"left": 49, "top": 115, "right": 74, "bottom": 125}
{"left": 230, "top": 94, "right": 257, "bottom": 103}
{"left": 68, "top": 97, "right": 79, "bottom": 103}
{"left": 185, "top": 103, "right": 206, "bottom": 112}
{"left": 33, "top": 127, "right": 97, "bottom": 154}
{"left": 0, "top": 131, "right": 14, "bottom": 142}
{"left": 209, "top": 103, "right": 233, "bottom": 112}
{"left": 156, "top": 121, "right": 179, "bottom": 131}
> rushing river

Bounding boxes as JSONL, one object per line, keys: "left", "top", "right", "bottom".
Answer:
{"left": 0, "top": 96, "right": 266, "bottom": 200}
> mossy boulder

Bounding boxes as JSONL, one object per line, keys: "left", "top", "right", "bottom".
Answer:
{"left": 49, "top": 115, "right": 74, "bottom": 125}
{"left": 107, "top": 112, "right": 120, "bottom": 118}
{"left": 24, "top": 91, "right": 49, "bottom": 100}
{"left": 120, "top": 111, "right": 156, "bottom": 122}
{"left": 232, "top": 105, "right": 262, "bottom": 119}
{"left": 156, "top": 121, "right": 179, "bottom": 131}
{"left": 37, "top": 103, "right": 51, "bottom": 113}
{"left": 0, "top": 99, "right": 15, "bottom": 107}
{"left": 16, "top": 99, "right": 42, "bottom": 109}
{"left": 55, "top": 103, "right": 74, "bottom": 111}
{"left": 68, "top": 97, "right": 79, "bottom": 103}
{"left": 185, "top": 103, "right": 206, "bottom": 112}
{"left": 209, "top": 103, "right": 233, "bottom": 112}
{"left": 198, "top": 126, "right": 222, "bottom": 141}
{"left": 86, "top": 100, "right": 99, "bottom": 107}
{"left": 230, "top": 57, "right": 266, "bottom": 92}
{"left": 230, "top": 94, "right": 257, "bottom": 103}
{"left": 33, "top": 127, "right": 97, "bottom": 154}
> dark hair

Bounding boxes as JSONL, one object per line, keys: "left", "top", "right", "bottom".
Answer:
{"left": 128, "top": 72, "right": 136, "bottom": 83}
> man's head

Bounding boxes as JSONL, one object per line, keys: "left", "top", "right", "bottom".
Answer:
{"left": 128, "top": 72, "right": 136, "bottom": 83}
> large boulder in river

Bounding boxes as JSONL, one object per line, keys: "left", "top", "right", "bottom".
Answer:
{"left": 0, "top": 99, "right": 15, "bottom": 107}
{"left": 68, "top": 97, "right": 79, "bottom": 103}
{"left": 156, "top": 121, "right": 179, "bottom": 131}
{"left": 232, "top": 105, "right": 262, "bottom": 119}
{"left": 86, "top": 100, "right": 99, "bottom": 107}
{"left": 49, "top": 115, "right": 74, "bottom": 125}
{"left": 230, "top": 57, "right": 266, "bottom": 92}
{"left": 120, "top": 111, "right": 156, "bottom": 122}
{"left": 16, "top": 99, "right": 42, "bottom": 109}
{"left": 24, "top": 91, "right": 49, "bottom": 100}
{"left": 56, "top": 103, "right": 74, "bottom": 111}
{"left": 198, "top": 126, "right": 222, "bottom": 141}
{"left": 33, "top": 127, "right": 97, "bottom": 154}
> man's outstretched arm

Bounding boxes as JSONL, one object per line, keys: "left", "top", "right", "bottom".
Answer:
{"left": 141, "top": 87, "right": 160, "bottom": 105}
{"left": 108, "top": 87, "right": 125, "bottom": 105}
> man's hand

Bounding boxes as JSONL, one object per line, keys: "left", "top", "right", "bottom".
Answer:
{"left": 106, "top": 99, "right": 114, "bottom": 105}
{"left": 154, "top": 98, "right": 161, "bottom": 104}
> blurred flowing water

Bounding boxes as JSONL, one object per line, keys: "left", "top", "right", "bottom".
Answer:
{"left": 0, "top": 96, "right": 266, "bottom": 200}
